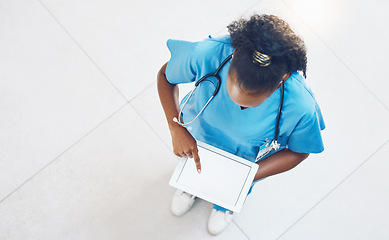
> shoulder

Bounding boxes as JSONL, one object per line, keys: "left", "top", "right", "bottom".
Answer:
{"left": 286, "top": 72, "right": 322, "bottom": 123}
{"left": 165, "top": 35, "right": 234, "bottom": 83}
{"left": 168, "top": 35, "right": 233, "bottom": 60}
{"left": 193, "top": 35, "right": 234, "bottom": 64}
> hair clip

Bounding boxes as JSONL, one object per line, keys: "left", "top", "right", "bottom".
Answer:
{"left": 252, "top": 50, "right": 272, "bottom": 67}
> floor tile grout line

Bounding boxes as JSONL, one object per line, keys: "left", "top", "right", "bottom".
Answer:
{"left": 232, "top": 220, "right": 252, "bottom": 240}
{"left": 128, "top": 100, "right": 172, "bottom": 153}
{"left": 0, "top": 103, "right": 129, "bottom": 204}
{"left": 281, "top": 0, "right": 389, "bottom": 112}
{"left": 275, "top": 138, "right": 389, "bottom": 240}
{"left": 128, "top": 79, "right": 176, "bottom": 154}
{"left": 37, "top": 0, "right": 130, "bottom": 104}
{"left": 128, "top": 79, "right": 158, "bottom": 103}
{"left": 244, "top": 0, "right": 267, "bottom": 16}
{"left": 213, "top": 0, "right": 265, "bottom": 36}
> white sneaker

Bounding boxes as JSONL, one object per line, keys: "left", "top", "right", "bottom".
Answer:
{"left": 171, "top": 190, "right": 196, "bottom": 216}
{"left": 207, "top": 209, "right": 234, "bottom": 235}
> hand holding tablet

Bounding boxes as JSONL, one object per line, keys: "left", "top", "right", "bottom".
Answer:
{"left": 169, "top": 141, "right": 258, "bottom": 212}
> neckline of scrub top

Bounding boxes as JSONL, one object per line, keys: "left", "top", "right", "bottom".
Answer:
{"left": 222, "top": 74, "right": 285, "bottom": 113}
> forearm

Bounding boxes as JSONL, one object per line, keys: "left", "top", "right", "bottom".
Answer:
{"left": 157, "top": 62, "right": 181, "bottom": 130}
{"left": 254, "top": 149, "right": 309, "bottom": 181}
{"left": 157, "top": 63, "right": 201, "bottom": 170}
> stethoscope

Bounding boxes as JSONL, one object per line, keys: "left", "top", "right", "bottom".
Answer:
{"left": 173, "top": 53, "right": 285, "bottom": 160}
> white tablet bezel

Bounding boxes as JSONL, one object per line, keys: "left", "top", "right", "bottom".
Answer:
{"left": 169, "top": 141, "right": 258, "bottom": 212}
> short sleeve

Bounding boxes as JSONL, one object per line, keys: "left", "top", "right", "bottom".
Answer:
{"left": 287, "top": 104, "right": 326, "bottom": 154}
{"left": 165, "top": 39, "right": 199, "bottom": 84}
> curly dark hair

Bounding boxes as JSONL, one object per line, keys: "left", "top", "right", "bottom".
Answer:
{"left": 227, "top": 14, "right": 307, "bottom": 92}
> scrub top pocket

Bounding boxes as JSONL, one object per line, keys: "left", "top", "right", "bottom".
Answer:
{"left": 277, "top": 135, "right": 288, "bottom": 148}
{"left": 241, "top": 135, "right": 289, "bottom": 162}
{"left": 241, "top": 139, "right": 267, "bottom": 162}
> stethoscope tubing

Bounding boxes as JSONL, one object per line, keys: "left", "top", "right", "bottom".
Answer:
{"left": 174, "top": 54, "right": 233, "bottom": 129}
{"left": 274, "top": 81, "right": 284, "bottom": 142}
{"left": 173, "top": 53, "right": 285, "bottom": 149}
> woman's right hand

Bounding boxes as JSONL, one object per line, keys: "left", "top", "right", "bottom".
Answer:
{"left": 156, "top": 62, "right": 201, "bottom": 173}
{"left": 170, "top": 124, "right": 201, "bottom": 173}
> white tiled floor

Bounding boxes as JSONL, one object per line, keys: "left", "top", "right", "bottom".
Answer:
{"left": 0, "top": 0, "right": 388, "bottom": 239}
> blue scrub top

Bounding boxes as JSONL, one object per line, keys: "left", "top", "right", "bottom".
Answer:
{"left": 166, "top": 35, "right": 325, "bottom": 162}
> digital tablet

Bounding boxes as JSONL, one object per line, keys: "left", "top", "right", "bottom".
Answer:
{"left": 169, "top": 141, "right": 259, "bottom": 212}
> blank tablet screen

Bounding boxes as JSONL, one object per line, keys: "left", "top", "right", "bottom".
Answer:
{"left": 170, "top": 141, "right": 258, "bottom": 211}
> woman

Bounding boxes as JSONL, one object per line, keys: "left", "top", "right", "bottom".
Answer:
{"left": 157, "top": 14, "right": 325, "bottom": 235}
